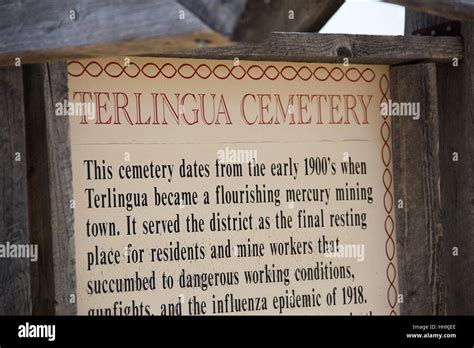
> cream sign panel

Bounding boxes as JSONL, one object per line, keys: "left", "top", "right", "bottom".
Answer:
{"left": 67, "top": 57, "right": 399, "bottom": 315}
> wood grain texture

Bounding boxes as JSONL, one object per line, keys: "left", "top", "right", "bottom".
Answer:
{"left": 386, "top": 0, "right": 474, "bottom": 21}
{"left": 0, "top": 67, "right": 32, "bottom": 315}
{"left": 404, "top": 10, "right": 449, "bottom": 35}
{"left": 177, "top": 0, "right": 247, "bottom": 39}
{"left": 391, "top": 63, "right": 445, "bottom": 315}
{"left": 437, "top": 18, "right": 474, "bottom": 316}
{"left": 429, "top": 22, "right": 474, "bottom": 315}
{"left": 0, "top": 0, "right": 462, "bottom": 67}
{"left": 23, "top": 63, "right": 76, "bottom": 315}
{"left": 178, "top": 0, "right": 343, "bottom": 42}
{"left": 404, "top": 10, "right": 474, "bottom": 315}
{"left": 0, "top": 0, "right": 228, "bottom": 66}
{"left": 162, "top": 32, "right": 464, "bottom": 64}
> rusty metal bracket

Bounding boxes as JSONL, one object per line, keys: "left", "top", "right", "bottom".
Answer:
{"left": 412, "top": 21, "right": 461, "bottom": 37}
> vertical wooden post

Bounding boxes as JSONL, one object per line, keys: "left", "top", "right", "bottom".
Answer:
{"left": 23, "top": 62, "right": 76, "bottom": 315}
{"left": 391, "top": 63, "right": 444, "bottom": 314}
{"left": 436, "top": 21, "right": 474, "bottom": 315}
{"left": 405, "top": 11, "right": 474, "bottom": 314}
{"left": 0, "top": 67, "right": 32, "bottom": 315}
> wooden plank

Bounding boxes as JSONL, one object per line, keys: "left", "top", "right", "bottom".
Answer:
{"left": 385, "top": 0, "right": 474, "bottom": 21}
{"left": 0, "top": 0, "right": 228, "bottom": 66}
{"left": 0, "top": 67, "right": 32, "bottom": 315}
{"left": 407, "top": 11, "right": 474, "bottom": 315}
{"left": 404, "top": 11, "right": 474, "bottom": 315}
{"left": 23, "top": 63, "right": 76, "bottom": 315}
{"left": 437, "top": 18, "right": 474, "bottom": 317}
{"left": 390, "top": 63, "right": 444, "bottom": 315}
{"left": 0, "top": 25, "right": 464, "bottom": 67}
{"left": 163, "top": 32, "right": 464, "bottom": 64}
{"left": 178, "top": 0, "right": 343, "bottom": 42}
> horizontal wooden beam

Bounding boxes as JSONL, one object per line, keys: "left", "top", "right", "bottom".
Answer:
{"left": 385, "top": 0, "right": 474, "bottom": 21}
{"left": 0, "top": 25, "right": 463, "bottom": 65}
{"left": 0, "top": 0, "right": 345, "bottom": 66}
{"left": 0, "top": 0, "right": 228, "bottom": 67}
{"left": 178, "top": 0, "right": 343, "bottom": 42}
{"left": 160, "top": 32, "right": 464, "bottom": 64}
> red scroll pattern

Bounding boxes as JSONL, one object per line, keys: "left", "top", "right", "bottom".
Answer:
{"left": 67, "top": 60, "right": 376, "bottom": 83}
{"left": 379, "top": 74, "right": 397, "bottom": 315}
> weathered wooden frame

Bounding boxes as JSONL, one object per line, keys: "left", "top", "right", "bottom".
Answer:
{"left": 1, "top": 31, "right": 468, "bottom": 315}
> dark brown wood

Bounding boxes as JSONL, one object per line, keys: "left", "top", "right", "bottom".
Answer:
{"left": 437, "top": 18, "right": 474, "bottom": 317}
{"left": 178, "top": 0, "right": 343, "bottom": 42}
{"left": 391, "top": 63, "right": 445, "bottom": 315}
{"left": 405, "top": 10, "right": 450, "bottom": 33}
{"left": 164, "top": 32, "right": 464, "bottom": 64}
{"left": 405, "top": 11, "right": 474, "bottom": 314}
{"left": 0, "top": 67, "right": 32, "bottom": 315}
{"left": 0, "top": 0, "right": 228, "bottom": 67}
{"left": 437, "top": 21, "right": 474, "bottom": 315}
{"left": 385, "top": 0, "right": 474, "bottom": 21}
{"left": 23, "top": 63, "right": 76, "bottom": 315}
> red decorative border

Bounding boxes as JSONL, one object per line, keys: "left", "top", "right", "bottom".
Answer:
{"left": 67, "top": 60, "right": 376, "bottom": 82}
{"left": 379, "top": 74, "right": 398, "bottom": 315}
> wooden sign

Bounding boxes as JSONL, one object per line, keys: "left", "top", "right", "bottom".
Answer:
{"left": 68, "top": 57, "right": 398, "bottom": 315}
